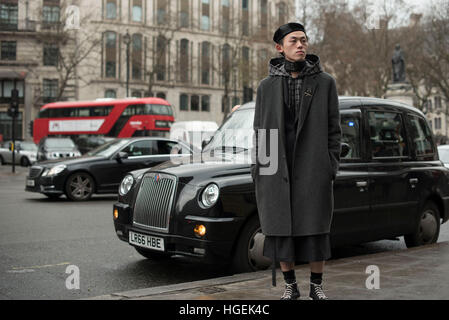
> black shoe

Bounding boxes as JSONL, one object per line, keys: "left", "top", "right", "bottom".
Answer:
{"left": 309, "top": 282, "right": 328, "bottom": 300}
{"left": 280, "top": 282, "right": 300, "bottom": 300}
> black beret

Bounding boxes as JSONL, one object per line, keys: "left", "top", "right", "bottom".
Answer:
{"left": 273, "top": 22, "right": 306, "bottom": 43}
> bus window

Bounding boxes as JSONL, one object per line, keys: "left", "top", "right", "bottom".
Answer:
{"left": 123, "top": 104, "right": 145, "bottom": 116}
{"left": 38, "top": 109, "right": 49, "bottom": 118}
{"left": 78, "top": 108, "right": 90, "bottom": 117}
{"left": 147, "top": 104, "right": 173, "bottom": 116}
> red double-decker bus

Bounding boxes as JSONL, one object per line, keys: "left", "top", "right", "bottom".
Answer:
{"left": 33, "top": 97, "right": 174, "bottom": 144}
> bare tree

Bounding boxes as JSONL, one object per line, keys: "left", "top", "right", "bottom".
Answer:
{"left": 27, "top": 1, "right": 101, "bottom": 104}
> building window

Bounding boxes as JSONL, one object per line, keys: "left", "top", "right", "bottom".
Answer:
{"left": 201, "top": 42, "right": 211, "bottom": 85}
{"left": 435, "top": 117, "right": 442, "bottom": 130}
{"left": 106, "top": 0, "right": 117, "bottom": 19}
{"left": 105, "top": 89, "right": 116, "bottom": 98}
{"left": 43, "top": 79, "right": 59, "bottom": 103}
{"left": 0, "top": 2, "right": 18, "bottom": 30}
{"left": 155, "top": 36, "right": 167, "bottom": 81}
{"left": 105, "top": 31, "right": 117, "bottom": 78}
{"left": 201, "top": 96, "right": 210, "bottom": 112}
{"left": 191, "top": 95, "right": 199, "bottom": 111}
{"left": 222, "top": 44, "right": 232, "bottom": 85}
{"left": 278, "top": 2, "right": 287, "bottom": 26}
{"left": 221, "top": 0, "right": 230, "bottom": 34}
{"left": 0, "top": 79, "right": 24, "bottom": 104}
{"left": 156, "top": 92, "right": 166, "bottom": 99}
{"left": 180, "top": 93, "right": 189, "bottom": 111}
{"left": 42, "top": 0, "right": 60, "bottom": 28}
{"left": 242, "top": 0, "right": 249, "bottom": 36}
{"left": 43, "top": 43, "right": 59, "bottom": 66}
{"left": 132, "top": 0, "right": 142, "bottom": 22}
{"left": 435, "top": 96, "right": 442, "bottom": 111}
{"left": 131, "top": 90, "right": 142, "bottom": 98}
{"left": 257, "top": 48, "right": 268, "bottom": 80}
{"left": 179, "top": 0, "right": 189, "bottom": 28}
{"left": 242, "top": 46, "right": 250, "bottom": 86}
{"left": 260, "top": 0, "right": 267, "bottom": 34}
{"left": 157, "top": 0, "right": 168, "bottom": 25}
{"left": 180, "top": 39, "right": 189, "bottom": 83}
{"left": 132, "top": 34, "right": 142, "bottom": 80}
{"left": 1, "top": 41, "right": 16, "bottom": 61}
{"left": 201, "top": 0, "right": 210, "bottom": 31}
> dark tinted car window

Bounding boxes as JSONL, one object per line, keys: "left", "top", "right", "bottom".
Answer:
{"left": 368, "top": 111, "right": 408, "bottom": 158}
{"left": 408, "top": 114, "right": 435, "bottom": 156}
{"left": 341, "top": 112, "right": 361, "bottom": 159}
{"left": 122, "top": 140, "right": 155, "bottom": 156}
{"left": 156, "top": 140, "right": 189, "bottom": 155}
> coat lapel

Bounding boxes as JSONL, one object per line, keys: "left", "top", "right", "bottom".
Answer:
{"left": 296, "top": 75, "right": 319, "bottom": 140}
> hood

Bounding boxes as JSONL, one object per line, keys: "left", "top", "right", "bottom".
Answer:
{"left": 136, "top": 153, "right": 251, "bottom": 186}
{"left": 269, "top": 54, "right": 322, "bottom": 78}
{"left": 37, "top": 155, "right": 105, "bottom": 167}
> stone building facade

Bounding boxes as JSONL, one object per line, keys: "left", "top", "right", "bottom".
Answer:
{"left": 0, "top": 0, "right": 295, "bottom": 141}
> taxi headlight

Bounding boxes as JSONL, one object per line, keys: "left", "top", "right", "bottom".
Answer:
{"left": 200, "top": 183, "right": 219, "bottom": 208}
{"left": 119, "top": 175, "right": 134, "bottom": 196}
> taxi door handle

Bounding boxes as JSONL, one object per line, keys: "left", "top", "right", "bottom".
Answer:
{"left": 409, "top": 178, "right": 419, "bottom": 188}
{"left": 356, "top": 181, "right": 368, "bottom": 187}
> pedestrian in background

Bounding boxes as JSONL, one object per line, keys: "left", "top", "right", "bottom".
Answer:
{"left": 251, "top": 22, "right": 342, "bottom": 300}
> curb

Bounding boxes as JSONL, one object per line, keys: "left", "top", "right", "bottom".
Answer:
{"left": 88, "top": 271, "right": 269, "bottom": 300}
{"left": 88, "top": 241, "right": 448, "bottom": 300}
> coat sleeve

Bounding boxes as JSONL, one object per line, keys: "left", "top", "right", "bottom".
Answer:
{"left": 251, "top": 83, "right": 263, "bottom": 181}
{"left": 328, "top": 77, "right": 342, "bottom": 180}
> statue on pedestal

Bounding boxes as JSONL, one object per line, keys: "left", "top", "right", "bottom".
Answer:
{"left": 392, "top": 44, "right": 406, "bottom": 83}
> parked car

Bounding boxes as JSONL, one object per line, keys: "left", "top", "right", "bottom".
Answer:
{"left": 113, "top": 97, "right": 449, "bottom": 273}
{"left": 0, "top": 141, "right": 37, "bottom": 166}
{"left": 26, "top": 137, "right": 194, "bottom": 200}
{"left": 73, "top": 136, "right": 116, "bottom": 154}
{"left": 438, "top": 145, "right": 449, "bottom": 169}
{"left": 36, "top": 137, "right": 81, "bottom": 162}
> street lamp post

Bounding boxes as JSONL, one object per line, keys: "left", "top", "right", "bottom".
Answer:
{"left": 123, "top": 30, "right": 131, "bottom": 97}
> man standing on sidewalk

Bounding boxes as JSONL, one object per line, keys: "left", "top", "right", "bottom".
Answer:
{"left": 251, "top": 23, "right": 341, "bottom": 300}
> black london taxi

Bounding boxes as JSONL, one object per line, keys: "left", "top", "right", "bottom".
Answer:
{"left": 113, "top": 97, "right": 449, "bottom": 272}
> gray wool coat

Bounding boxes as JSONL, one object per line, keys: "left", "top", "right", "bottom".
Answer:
{"left": 251, "top": 54, "right": 342, "bottom": 237}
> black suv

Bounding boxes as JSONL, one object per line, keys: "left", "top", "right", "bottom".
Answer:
{"left": 113, "top": 97, "right": 449, "bottom": 272}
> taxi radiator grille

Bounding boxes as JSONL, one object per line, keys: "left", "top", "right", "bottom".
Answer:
{"left": 133, "top": 173, "right": 176, "bottom": 233}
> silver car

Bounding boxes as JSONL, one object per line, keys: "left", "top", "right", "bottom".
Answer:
{"left": 0, "top": 141, "right": 37, "bottom": 167}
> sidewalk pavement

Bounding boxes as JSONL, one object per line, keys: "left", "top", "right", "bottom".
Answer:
{"left": 91, "top": 241, "right": 449, "bottom": 300}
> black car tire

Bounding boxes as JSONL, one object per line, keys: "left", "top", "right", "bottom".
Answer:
{"left": 134, "top": 247, "right": 172, "bottom": 260}
{"left": 0, "top": 155, "right": 4, "bottom": 165}
{"left": 20, "top": 157, "right": 30, "bottom": 167}
{"left": 404, "top": 201, "right": 441, "bottom": 248}
{"left": 65, "top": 172, "right": 95, "bottom": 201}
{"left": 231, "top": 214, "right": 272, "bottom": 273}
